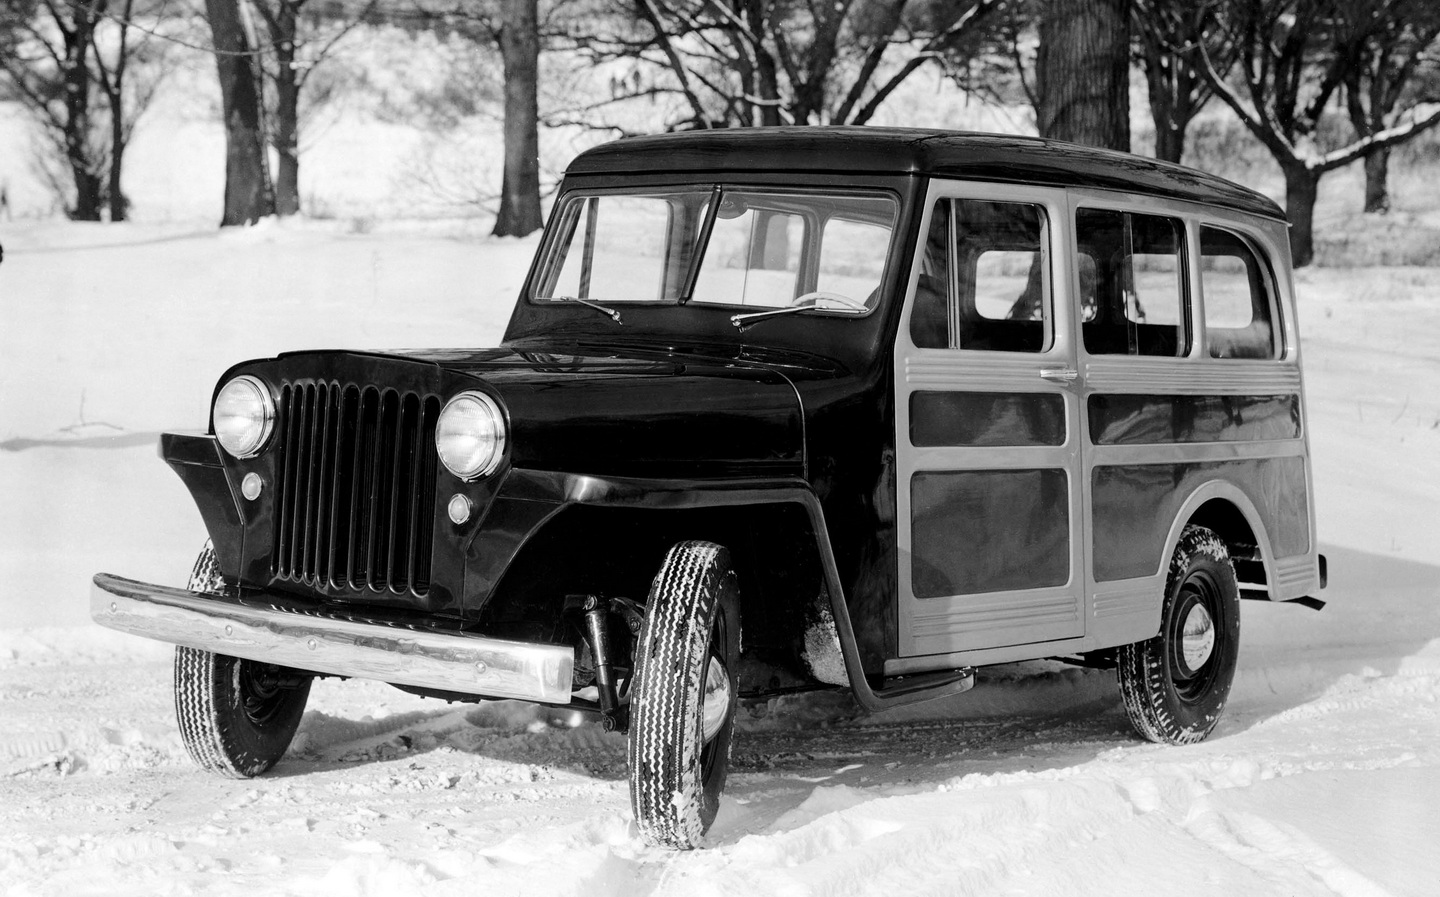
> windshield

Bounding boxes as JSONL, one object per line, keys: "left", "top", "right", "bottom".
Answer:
{"left": 533, "top": 187, "right": 898, "bottom": 315}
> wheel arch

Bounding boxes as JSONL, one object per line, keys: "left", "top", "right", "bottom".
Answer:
{"left": 1162, "top": 480, "right": 1275, "bottom": 595}
{"left": 477, "top": 492, "right": 835, "bottom": 694}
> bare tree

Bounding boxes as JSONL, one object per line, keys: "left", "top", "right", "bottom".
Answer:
{"left": 0, "top": 0, "right": 108, "bottom": 219}
{"left": 206, "top": 0, "right": 275, "bottom": 225}
{"left": 1197, "top": 0, "right": 1440, "bottom": 265}
{"left": 1333, "top": 0, "right": 1440, "bottom": 212}
{"left": 570, "top": 0, "right": 1006, "bottom": 130}
{"left": 89, "top": 0, "right": 172, "bottom": 220}
{"left": 1133, "top": 0, "right": 1240, "bottom": 162}
{"left": 251, "top": 0, "right": 377, "bottom": 216}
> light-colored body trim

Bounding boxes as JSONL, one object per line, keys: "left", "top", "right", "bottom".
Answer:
{"left": 91, "top": 574, "right": 575, "bottom": 703}
{"left": 890, "top": 179, "right": 1322, "bottom": 676}
{"left": 894, "top": 182, "right": 1086, "bottom": 659}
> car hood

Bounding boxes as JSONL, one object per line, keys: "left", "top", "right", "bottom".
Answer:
{"left": 267, "top": 347, "right": 806, "bottom": 480}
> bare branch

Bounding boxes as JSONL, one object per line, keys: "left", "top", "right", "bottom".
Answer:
{"left": 634, "top": 0, "right": 713, "bottom": 126}
{"left": 1318, "top": 102, "right": 1440, "bottom": 171}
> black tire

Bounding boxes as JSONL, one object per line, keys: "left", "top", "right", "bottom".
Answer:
{"left": 174, "top": 544, "right": 312, "bottom": 777}
{"left": 628, "top": 541, "right": 740, "bottom": 849}
{"left": 1118, "top": 525, "right": 1241, "bottom": 745}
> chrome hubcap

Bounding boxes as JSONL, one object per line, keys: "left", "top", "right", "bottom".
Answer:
{"left": 1179, "top": 603, "right": 1216, "bottom": 676}
{"left": 700, "top": 656, "right": 731, "bottom": 743}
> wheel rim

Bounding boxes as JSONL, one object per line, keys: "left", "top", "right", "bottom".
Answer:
{"left": 1179, "top": 603, "right": 1216, "bottom": 673}
{"left": 1168, "top": 570, "right": 1222, "bottom": 703}
{"left": 238, "top": 662, "right": 292, "bottom": 726}
{"left": 698, "top": 613, "right": 732, "bottom": 781}
{"left": 701, "top": 656, "right": 731, "bottom": 743}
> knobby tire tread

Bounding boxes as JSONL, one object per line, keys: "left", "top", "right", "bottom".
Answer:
{"left": 629, "top": 541, "right": 736, "bottom": 850}
{"left": 1118, "top": 525, "right": 1238, "bottom": 746}
{"left": 173, "top": 543, "right": 310, "bottom": 778}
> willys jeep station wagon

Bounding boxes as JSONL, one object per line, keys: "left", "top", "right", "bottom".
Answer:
{"left": 94, "top": 128, "right": 1326, "bottom": 849}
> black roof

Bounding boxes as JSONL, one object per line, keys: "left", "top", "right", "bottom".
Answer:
{"left": 566, "top": 127, "right": 1286, "bottom": 222}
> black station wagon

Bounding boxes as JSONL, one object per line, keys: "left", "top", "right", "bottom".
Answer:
{"left": 95, "top": 127, "right": 1326, "bottom": 849}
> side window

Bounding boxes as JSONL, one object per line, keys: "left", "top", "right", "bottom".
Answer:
{"left": 1076, "top": 209, "right": 1188, "bottom": 357}
{"left": 909, "top": 198, "right": 1050, "bottom": 352}
{"left": 1200, "top": 227, "right": 1279, "bottom": 359}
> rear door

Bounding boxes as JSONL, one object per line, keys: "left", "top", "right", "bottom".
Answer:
{"left": 893, "top": 181, "right": 1086, "bottom": 660}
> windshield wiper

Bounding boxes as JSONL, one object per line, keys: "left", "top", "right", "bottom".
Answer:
{"left": 551, "top": 295, "right": 622, "bottom": 324}
{"left": 730, "top": 292, "right": 867, "bottom": 331}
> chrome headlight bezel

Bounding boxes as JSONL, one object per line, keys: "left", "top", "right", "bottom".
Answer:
{"left": 435, "top": 391, "right": 507, "bottom": 481}
{"left": 213, "top": 375, "right": 275, "bottom": 460}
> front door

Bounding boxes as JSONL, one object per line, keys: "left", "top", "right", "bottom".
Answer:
{"left": 894, "top": 182, "right": 1086, "bottom": 660}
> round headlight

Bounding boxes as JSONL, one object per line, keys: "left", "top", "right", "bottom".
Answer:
{"left": 436, "top": 391, "right": 507, "bottom": 480}
{"left": 213, "top": 375, "right": 275, "bottom": 459}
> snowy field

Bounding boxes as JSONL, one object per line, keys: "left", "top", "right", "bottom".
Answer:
{"left": 1, "top": 217, "right": 1438, "bottom": 896}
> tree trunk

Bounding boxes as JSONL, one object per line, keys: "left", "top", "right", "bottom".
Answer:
{"left": 269, "top": 2, "right": 302, "bottom": 216}
{"left": 108, "top": 129, "right": 127, "bottom": 221}
{"left": 1143, "top": 57, "right": 1191, "bottom": 163}
{"left": 1152, "top": 116, "right": 1185, "bottom": 163}
{"left": 102, "top": 0, "right": 133, "bottom": 222}
{"left": 72, "top": 169, "right": 104, "bottom": 222}
{"left": 1035, "top": 0, "right": 1131, "bottom": 150}
{"left": 1282, "top": 162, "right": 1320, "bottom": 267}
{"left": 206, "top": 0, "right": 274, "bottom": 226}
{"left": 742, "top": 0, "right": 782, "bottom": 125}
{"left": 62, "top": 13, "right": 103, "bottom": 221}
{"left": 1362, "top": 149, "right": 1390, "bottom": 214}
{"left": 493, "top": 0, "right": 543, "bottom": 237}
{"left": 1142, "top": 40, "right": 1182, "bottom": 162}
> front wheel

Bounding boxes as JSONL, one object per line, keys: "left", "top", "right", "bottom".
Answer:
{"left": 628, "top": 541, "right": 740, "bottom": 849}
{"left": 174, "top": 544, "right": 312, "bottom": 777}
{"left": 1118, "top": 525, "right": 1241, "bottom": 745}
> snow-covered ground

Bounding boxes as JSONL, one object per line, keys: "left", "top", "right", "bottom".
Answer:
{"left": 1, "top": 219, "right": 1438, "bottom": 896}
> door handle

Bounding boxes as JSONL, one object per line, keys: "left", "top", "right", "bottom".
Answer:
{"left": 1039, "top": 368, "right": 1079, "bottom": 383}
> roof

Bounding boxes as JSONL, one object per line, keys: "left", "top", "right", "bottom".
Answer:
{"left": 565, "top": 127, "right": 1286, "bottom": 222}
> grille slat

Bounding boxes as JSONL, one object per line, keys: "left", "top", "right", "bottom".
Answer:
{"left": 272, "top": 381, "right": 439, "bottom": 598}
{"left": 298, "top": 385, "right": 318, "bottom": 579}
{"left": 344, "top": 387, "right": 367, "bottom": 590}
{"left": 312, "top": 386, "right": 337, "bottom": 586}
{"left": 404, "top": 398, "right": 427, "bottom": 590}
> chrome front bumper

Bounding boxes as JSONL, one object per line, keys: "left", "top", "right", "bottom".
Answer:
{"left": 91, "top": 574, "right": 574, "bottom": 704}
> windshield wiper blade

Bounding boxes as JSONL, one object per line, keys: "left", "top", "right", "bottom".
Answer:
{"left": 552, "top": 295, "right": 622, "bottom": 324}
{"left": 730, "top": 292, "right": 866, "bottom": 331}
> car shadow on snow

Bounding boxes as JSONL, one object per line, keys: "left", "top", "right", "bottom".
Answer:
{"left": 1222, "top": 541, "right": 1440, "bottom": 732}
{"left": 276, "top": 700, "right": 629, "bottom": 782}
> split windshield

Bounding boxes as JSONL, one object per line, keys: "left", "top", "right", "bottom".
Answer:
{"left": 533, "top": 187, "right": 898, "bottom": 315}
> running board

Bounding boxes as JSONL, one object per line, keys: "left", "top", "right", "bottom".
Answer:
{"left": 1241, "top": 587, "right": 1326, "bottom": 611}
{"left": 851, "top": 668, "right": 975, "bottom": 713}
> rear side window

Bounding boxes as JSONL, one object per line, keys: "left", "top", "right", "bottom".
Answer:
{"left": 910, "top": 198, "right": 1051, "bottom": 352}
{"left": 1200, "top": 228, "right": 1280, "bottom": 359}
{"left": 1076, "top": 209, "right": 1188, "bottom": 357}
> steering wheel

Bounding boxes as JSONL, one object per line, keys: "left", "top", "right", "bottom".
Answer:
{"left": 788, "top": 290, "right": 867, "bottom": 311}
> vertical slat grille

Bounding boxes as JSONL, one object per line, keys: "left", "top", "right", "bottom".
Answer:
{"left": 272, "top": 382, "right": 439, "bottom": 597}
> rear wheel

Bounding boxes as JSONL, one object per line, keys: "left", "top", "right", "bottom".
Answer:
{"left": 1118, "top": 525, "right": 1240, "bottom": 745}
{"left": 628, "top": 541, "right": 740, "bottom": 849}
{"left": 174, "top": 544, "right": 312, "bottom": 777}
